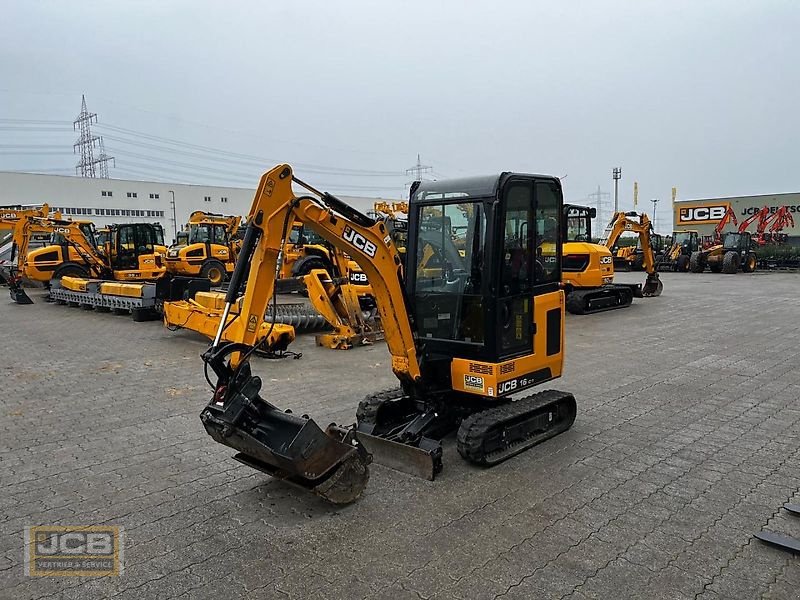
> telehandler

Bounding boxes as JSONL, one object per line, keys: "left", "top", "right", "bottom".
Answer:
{"left": 661, "top": 230, "right": 701, "bottom": 271}
{"left": 200, "top": 165, "right": 577, "bottom": 504}
{"left": 690, "top": 231, "right": 758, "bottom": 274}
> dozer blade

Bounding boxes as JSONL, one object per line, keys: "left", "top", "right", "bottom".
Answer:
{"left": 355, "top": 430, "right": 442, "bottom": 481}
{"left": 642, "top": 273, "right": 663, "bottom": 297}
{"left": 200, "top": 373, "right": 370, "bottom": 504}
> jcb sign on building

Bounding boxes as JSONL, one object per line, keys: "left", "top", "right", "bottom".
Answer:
{"left": 676, "top": 203, "right": 730, "bottom": 225}
{"left": 24, "top": 525, "right": 123, "bottom": 576}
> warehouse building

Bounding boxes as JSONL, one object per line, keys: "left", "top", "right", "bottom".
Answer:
{"left": 0, "top": 171, "right": 396, "bottom": 244}
{"left": 673, "top": 192, "right": 800, "bottom": 242}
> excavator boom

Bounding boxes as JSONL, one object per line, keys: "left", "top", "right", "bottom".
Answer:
{"left": 200, "top": 165, "right": 413, "bottom": 503}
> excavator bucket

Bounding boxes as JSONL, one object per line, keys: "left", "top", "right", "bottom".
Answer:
{"left": 200, "top": 352, "right": 371, "bottom": 504}
{"left": 2, "top": 271, "right": 33, "bottom": 304}
{"left": 642, "top": 273, "right": 663, "bottom": 297}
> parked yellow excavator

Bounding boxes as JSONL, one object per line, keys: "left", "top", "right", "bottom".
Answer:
{"left": 561, "top": 205, "right": 661, "bottom": 314}
{"left": 200, "top": 164, "right": 576, "bottom": 504}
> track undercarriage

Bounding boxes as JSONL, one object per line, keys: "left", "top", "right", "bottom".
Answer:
{"left": 201, "top": 342, "right": 577, "bottom": 502}
{"left": 566, "top": 284, "right": 636, "bottom": 314}
{"left": 355, "top": 387, "right": 577, "bottom": 480}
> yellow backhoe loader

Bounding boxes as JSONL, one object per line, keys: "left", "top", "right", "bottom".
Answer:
{"left": 165, "top": 211, "right": 241, "bottom": 285}
{"left": 6, "top": 216, "right": 165, "bottom": 304}
{"left": 199, "top": 164, "right": 576, "bottom": 504}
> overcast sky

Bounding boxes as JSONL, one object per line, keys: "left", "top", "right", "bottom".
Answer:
{"left": 1, "top": 0, "right": 798, "bottom": 230}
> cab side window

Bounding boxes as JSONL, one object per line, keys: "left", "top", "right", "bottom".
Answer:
{"left": 535, "top": 181, "right": 561, "bottom": 284}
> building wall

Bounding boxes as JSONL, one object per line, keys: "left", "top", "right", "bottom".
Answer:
{"left": 0, "top": 172, "right": 397, "bottom": 243}
{"left": 673, "top": 192, "right": 800, "bottom": 239}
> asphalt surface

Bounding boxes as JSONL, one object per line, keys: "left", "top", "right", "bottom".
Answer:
{"left": 2, "top": 271, "right": 800, "bottom": 599}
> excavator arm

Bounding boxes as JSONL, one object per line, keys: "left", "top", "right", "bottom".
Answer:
{"left": 200, "top": 164, "right": 415, "bottom": 504}
{"left": 601, "top": 211, "right": 663, "bottom": 296}
{"left": 2, "top": 214, "right": 100, "bottom": 304}
{"left": 209, "top": 164, "right": 418, "bottom": 378}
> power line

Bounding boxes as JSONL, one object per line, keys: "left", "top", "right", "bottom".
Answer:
{"left": 95, "top": 123, "right": 405, "bottom": 176}
{"left": 405, "top": 154, "right": 433, "bottom": 188}
{"left": 73, "top": 95, "right": 115, "bottom": 178}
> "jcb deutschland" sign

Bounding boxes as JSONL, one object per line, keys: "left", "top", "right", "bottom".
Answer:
{"left": 676, "top": 203, "right": 730, "bottom": 225}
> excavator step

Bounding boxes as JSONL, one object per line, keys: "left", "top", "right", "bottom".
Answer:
{"left": 566, "top": 285, "right": 634, "bottom": 315}
{"left": 456, "top": 390, "right": 577, "bottom": 466}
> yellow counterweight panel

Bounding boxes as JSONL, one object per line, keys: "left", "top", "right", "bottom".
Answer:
{"left": 60, "top": 276, "right": 90, "bottom": 292}
{"left": 98, "top": 282, "right": 146, "bottom": 298}
{"left": 562, "top": 241, "right": 614, "bottom": 288}
{"left": 450, "top": 290, "right": 565, "bottom": 399}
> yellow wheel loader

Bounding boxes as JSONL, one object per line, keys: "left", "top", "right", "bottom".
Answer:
{"left": 199, "top": 164, "right": 576, "bottom": 504}
{"left": 165, "top": 211, "right": 241, "bottom": 285}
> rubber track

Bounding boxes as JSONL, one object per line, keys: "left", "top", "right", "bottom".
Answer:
{"left": 457, "top": 389, "right": 576, "bottom": 466}
{"left": 356, "top": 387, "right": 404, "bottom": 424}
{"left": 566, "top": 287, "right": 632, "bottom": 315}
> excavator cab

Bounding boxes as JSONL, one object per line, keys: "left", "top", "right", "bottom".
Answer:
{"left": 112, "top": 223, "right": 161, "bottom": 272}
{"left": 407, "top": 175, "right": 562, "bottom": 371}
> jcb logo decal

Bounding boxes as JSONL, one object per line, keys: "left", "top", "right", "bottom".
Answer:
{"left": 464, "top": 375, "right": 484, "bottom": 391}
{"left": 499, "top": 379, "right": 518, "bottom": 395}
{"left": 677, "top": 204, "right": 730, "bottom": 224}
{"left": 54, "top": 227, "right": 71, "bottom": 234}
{"left": 349, "top": 272, "right": 368, "bottom": 284}
{"left": 1, "top": 213, "right": 18, "bottom": 219}
{"left": 599, "top": 256, "right": 613, "bottom": 264}
{"left": 342, "top": 227, "right": 377, "bottom": 258}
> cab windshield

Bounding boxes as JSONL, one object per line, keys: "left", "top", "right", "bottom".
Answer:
{"left": 723, "top": 233, "right": 741, "bottom": 249}
{"left": 189, "top": 223, "right": 228, "bottom": 244}
{"left": 566, "top": 209, "right": 591, "bottom": 242}
{"left": 673, "top": 232, "right": 693, "bottom": 245}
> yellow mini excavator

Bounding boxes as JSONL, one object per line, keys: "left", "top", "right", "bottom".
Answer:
{"left": 200, "top": 164, "right": 576, "bottom": 504}
{"left": 600, "top": 210, "right": 663, "bottom": 296}
{"left": 561, "top": 205, "right": 661, "bottom": 314}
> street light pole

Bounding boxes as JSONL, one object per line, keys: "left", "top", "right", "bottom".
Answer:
{"left": 650, "top": 198, "right": 659, "bottom": 232}
{"left": 612, "top": 167, "right": 622, "bottom": 213}
{"left": 168, "top": 190, "right": 177, "bottom": 241}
